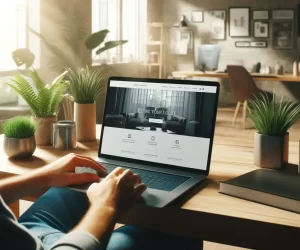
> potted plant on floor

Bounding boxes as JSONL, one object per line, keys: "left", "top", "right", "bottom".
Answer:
{"left": 6, "top": 70, "right": 66, "bottom": 145}
{"left": 249, "top": 93, "right": 300, "bottom": 169}
{"left": 66, "top": 67, "right": 106, "bottom": 142}
{"left": 2, "top": 116, "right": 37, "bottom": 159}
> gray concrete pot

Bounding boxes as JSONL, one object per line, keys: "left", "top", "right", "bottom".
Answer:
{"left": 254, "top": 132, "right": 289, "bottom": 169}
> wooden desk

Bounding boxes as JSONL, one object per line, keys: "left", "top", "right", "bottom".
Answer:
{"left": 172, "top": 71, "right": 300, "bottom": 82}
{"left": 1, "top": 125, "right": 300, "bottom": 249}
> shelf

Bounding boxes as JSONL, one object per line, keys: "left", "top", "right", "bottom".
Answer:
{"left": 147, "top": 41, "right": 163, "bottom": 45}
{"left": 143, "top": 63, "right": 161, "bottom": 66}
{"left": 148, "top": 22, "right": 164, "bottom": 27}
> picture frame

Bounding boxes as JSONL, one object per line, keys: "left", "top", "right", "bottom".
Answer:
{"left": 250, "top": 41, "right": 268, "bottom": 48}
{"left": 272, "top": 20, "right": 294, "bottom": 49}
{"left": 254, "top": 21, "right": 269, "bottom": 38}
{"left": 272, "top": 9, "right": 294, "bottom": 20}
{"left": 235, "top": 41, "right": 250, "bottom": 48}
{"left": 208, "top": 10, "right": 227, "bottom": 40}
{"left": 229, "top": 7, "right": 250, "bottom": 37}
{"left": 253, "top": 10, "right": 269, "bottom": 20}
{"left": 192, "top": 10, "right": 204, "bottom": 23}
{"left": 180, "top": 30, "right": 193, "bottom": 49}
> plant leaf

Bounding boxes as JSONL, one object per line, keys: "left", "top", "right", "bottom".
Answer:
{"left": 85, "top": 30, "right": 110, "bottom": 49}
{"left": 95, "top": 40, "right": 128, "bottom": 55}
{"left": 12, "top": 48, "right": 35, "bottom": 68}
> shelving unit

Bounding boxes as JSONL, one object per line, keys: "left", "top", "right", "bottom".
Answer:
{"left": 144, "top": 23, "right": 165, "bottom": 79}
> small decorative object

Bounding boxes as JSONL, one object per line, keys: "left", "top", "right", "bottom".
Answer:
{"left": 256, "top": 62, "right": 261, "bottom": 73}
{"left": 2, "top": 116, "right": 37, "bottom": 159}
{"left": 272, "top": 20, "right": 294, "bottom": 49}
{"left": 229, "top": 8, "right": 250, "bottom": 37}
{"left": 260, "top": 65, "right": 271, "bottom": 74}
{"left": 53, "top": 121, "right": 77, "bottom": 150}
{"left": 254, "top": 21, "right": 269, "bottom": 38}
{"left": 6, "top": 70, "right": 66, "bottom": 146}
{"left": 179, "top": 15, "right": 188, "bottom": 27}
{"left": 208, "top": 10, "right": 226, "bottom": 40}
{"left": 235, "top": 41, "right": 250, "bottom": 48}
{"left": 293, "top": 61, "right": 299, "bottom": 76}
{"left": 250, "top": 41, "right": 268, "bottom": 48}
{"left": 191, "top": 11, "right": 204, "bottom": 23}
{"left": 253, "top": 10, "right": 269, "bottom": 20}
{"left": 66, "top": 67, "right": 106, "bottom": 142}
{"left": 249, "top": 93, "right": 300, "bottom": 169}
{"left": 272, "top": 10, "right": 294, "bottom": 20}
{"left": 275, "top": 62, "right": 284, "bottom": 75}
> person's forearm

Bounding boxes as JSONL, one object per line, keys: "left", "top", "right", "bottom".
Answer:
{"left": 0, "top": 169, "right": 50, "bottom": 205}
{"left": 73, "top": 203, "right": 117, "bottom": 247}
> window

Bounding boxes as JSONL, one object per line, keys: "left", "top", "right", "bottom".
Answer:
{"left": 0, "top": 0, "right": 40, "bottom": 106}
{"left": 92, "top": 0, "right": 147, "bottom": 63}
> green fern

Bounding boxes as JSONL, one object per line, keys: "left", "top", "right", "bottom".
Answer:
{"left": 248, "top": 93, "right": 300, "bottom": 136}
{"left": 66, "top": 66, "right": 107, "bottom": 104}
{"left": 6, "top": 70, "right": 66, "bottom": 118}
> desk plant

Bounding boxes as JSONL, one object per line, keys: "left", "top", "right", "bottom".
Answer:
{"left": 6, "top": 70, "right": 66, "bottom": 145}
{"left": 2, "top": 116, "right": 37, "bottom": 159}
{"left": 66, "top": 67, "right": 106, "bottom": 142}
{"left": 248, "top": 93, "right": 300, "bottom": 169}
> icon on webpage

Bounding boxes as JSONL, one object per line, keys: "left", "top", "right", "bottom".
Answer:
{"left": 128, "top": 134, "right": 132, "bottom": 138}
{"left": 175, "top": 140, "right": 180, "bottom": 144}
{"left": 151, "top": 136, "right": 155, "bottom": 141}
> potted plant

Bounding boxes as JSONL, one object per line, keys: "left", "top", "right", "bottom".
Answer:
{"left": 248, "top": 93, "right": 300, "bottom": 169}
{"left": 66, "top": 67, "right": 106, "bottom": 142}
{"left": 2, "top": 116, "right": 37, "bottom": 159}
{"left": 6, "top": 70, "right": 66, "bottom": 145}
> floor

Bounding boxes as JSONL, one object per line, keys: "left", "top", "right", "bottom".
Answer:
{"left": 20, "top": 107, "right": 300, "bottom": 250}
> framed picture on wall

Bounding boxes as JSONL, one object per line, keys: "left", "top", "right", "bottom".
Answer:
{"left": 253, "top": 10, "right": 269, "bottom": 20}
{"left": 229, "top": 8, "right": 250, "bottom": 37}
{"left": 208, "top": 10, "right": 226, "bottom": 40}
{"left": 272, "top": 9, "right": 294, "bottom": 20}
{"left": 235, "top": 41, "right": 250, "bottom": 48}
{"left": 254, "top": 21, "right": 269, "bottom": 38}
{"left": 272, "top": 20, "right": 294, "bottom": 49}
{"left": 192, "top": 10, "right": 204, "bottom": 23}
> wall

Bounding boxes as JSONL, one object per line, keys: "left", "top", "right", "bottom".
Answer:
{"left": 162, "top": 0, "right": 300, "bottom": 105}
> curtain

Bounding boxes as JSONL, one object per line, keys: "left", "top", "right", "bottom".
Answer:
{"left": 123, "top": 89, "right": 153, "bottom": 114}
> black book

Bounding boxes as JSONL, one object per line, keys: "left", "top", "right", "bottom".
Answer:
{"left": 220, "top": 169, "right": 300, "bottom": 214}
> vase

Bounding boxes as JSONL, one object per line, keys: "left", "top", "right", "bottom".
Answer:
{"left": 254, "top": 132, "right": 289, "bottom": 169}
{"left": 4, "top": 136, "right": 36, "bottom": 159}
{"left": 32, "top": 116, "right": 57, "bottom": 146}
{"left": 74, "top": 103, "right": 96, "bottom": 142}
{"left": 293, "top": 61, "right": 299, "bottom": 76}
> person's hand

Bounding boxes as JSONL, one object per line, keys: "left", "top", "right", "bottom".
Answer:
{"left": 87, "top": 167, "right": 147, "bottom": 218}
{"left": 39, "top": 153, "right": 107, "bottom": 188}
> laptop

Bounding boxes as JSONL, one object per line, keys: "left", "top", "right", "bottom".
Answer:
{"left": 71, "top": 77, "right": 220, "bottom": 208}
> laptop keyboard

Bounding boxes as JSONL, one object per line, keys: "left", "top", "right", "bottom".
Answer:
{"left": 101, "top": 163, "right": 190, "bottom": 192}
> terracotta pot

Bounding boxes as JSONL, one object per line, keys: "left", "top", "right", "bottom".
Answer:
{"left": 32, "top": 116, "right": 57, "bottom": 146}
{"left": 254, "top": 132, "right": 289, "bottom": 169}
{"left": 74, "top": 103, "right": 96, "bottom": 142}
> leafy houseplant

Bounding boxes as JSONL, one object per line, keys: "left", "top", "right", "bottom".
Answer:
{"left": 6, "top": 70, "right": 66, "bottom": 145}
{"left": 66, "top": 67, "right": 107, "bottom": 142}
{"left": 2, "top": 117, "right": 37, "bottom": 159}
{"left": 248, "top": 93, "right": 300, "bottom": 169}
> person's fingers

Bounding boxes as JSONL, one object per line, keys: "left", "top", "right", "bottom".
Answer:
{"left": 71, "top": 155, "right": 107, "bottom": 176}
{"left": 119, "top": 169, "right": 134, "bottom": 184}
{"left": 131, "top": 174, "right": 142, "bottom": 186}
{"left": 134, "top": 183, "right": 147, "bottom": 201}
{"left": 66, "top": 173, "right": 100, "bottom": 185}
{"left": 110, "top": 167, "right": 124, "bottom": 176}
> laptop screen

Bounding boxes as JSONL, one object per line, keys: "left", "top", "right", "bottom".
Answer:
{"left": 100, "top": 78, "right": 218, "bottom": 172}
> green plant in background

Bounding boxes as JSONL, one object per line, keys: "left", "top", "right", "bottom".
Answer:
{"left": 6, "top": 70, "right": 66, "bottom": 117}
{"left": 2, "top": 116, "right": 37, "bottom": 138}
{"left": 66, "top": 67, "right": 107, "bottom": 104}
{"left": 248, "top": 93, "right": 300, "bottom": 136}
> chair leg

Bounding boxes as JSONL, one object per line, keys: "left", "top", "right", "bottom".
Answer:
{"left": 232, "top": 102, "right": 241, "bottom": 126}
{"left": 242, "top": 100, "right": 248, "bottom": 129}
